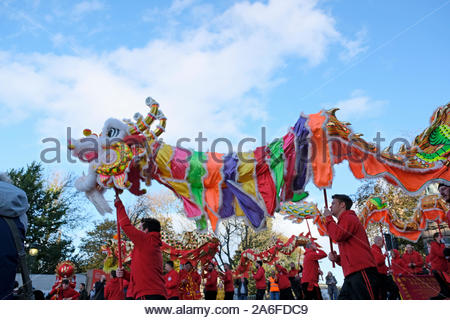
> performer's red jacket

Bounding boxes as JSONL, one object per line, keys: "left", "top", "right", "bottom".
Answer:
{"left": 178, "top": 269, "right": 201, "bottom": 300}
{"left": 104, "top": 277, "right": 125, "bottom": 300}
{"left": 325, "top": 210, "right": 376, "bottom": 277}
{"left": 222, "top": 270, "right": 234, "bottom": 292}
{"left": 401, "top": 250, "right": 423, "bottom": 274}
{"left": 301, "top": 248, "right": 327, "bottom": 285}
{"left": 429, "top": 241, "right": 448, "bottom": 273}
{"left": 371, "top": 244, "right": 388, "bottom": 275}
{"left": 391, "top": 250, "right": 407, "bottom": 276}
{"left": 115, "top": 199, "right": 167, "bottom": 299}
{"left": 252, "top": 267, "right": 266, "bottom": 290}
{"left": 55, "top": 287, "right": 80, "bottom": 300}
{"left": 275, "top": 265, "right": 291, "bottom": 290}
{"left": 204, "top": 269, "right": 218, "bottom": 291}
{"left": 288, "top": 268, "right": 299, "bottom": 279}
{"left": 164, "top": 269, "right": 180, "bottom": 299}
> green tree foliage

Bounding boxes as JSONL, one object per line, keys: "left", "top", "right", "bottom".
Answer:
{"left": 8, "top": 162, "right": 81, "bottom": 274}
{"left": 77, "top": 219, "right": 117, "bottom": 271}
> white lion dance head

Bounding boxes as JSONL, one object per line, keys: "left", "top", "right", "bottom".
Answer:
{"left": 68, "top": 97, "right": 166, "bottom": 214}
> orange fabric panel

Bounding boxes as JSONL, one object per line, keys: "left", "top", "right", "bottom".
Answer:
{"left": 203, "top": 152, "right": 224, "bottom": 232}
{"left": 308, "top": 112, "right": 333, "bottom": 188}
{"left": 332, "top": 139, "right": 450, "bottom": 193}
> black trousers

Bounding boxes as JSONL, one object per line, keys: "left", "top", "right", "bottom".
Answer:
{"left": 301, "top": 283, "right": 322, "bottom": 300}
{"left": 140, "top": 295, "right": 166, "bottom": 300}
{"left": 432, "top": 270, "right": 450, "bottom": 297}
{"left": 224, "top": 291, "right": 234, "bottom": 300}
{"left": 279, "top": 287, "right": 294, "bottom": 300}
{"left": 204, "top": 290, "right": 217, "bottom": 300}
{"left": 256, "top": 289, "right": 265, "bottom": 300}
{"left": 338, "top": 267, "right": 379, "bottom": 300}
{"left": 289, "top": 278, "right": 303, "bottom": 299}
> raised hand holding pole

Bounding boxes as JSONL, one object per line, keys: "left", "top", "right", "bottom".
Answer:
{"left": 323, "top": 189, "right": 335, "bottom": 268}
{"left": 114, "top": 189, "right": 124, "bottom": 292}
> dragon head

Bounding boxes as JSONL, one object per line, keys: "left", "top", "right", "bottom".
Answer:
{"left": 68, "top": 97, "right": 167, "bottom": 214}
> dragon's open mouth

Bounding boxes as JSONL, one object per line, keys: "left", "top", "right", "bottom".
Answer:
{"left": 80, "top": 150, "right": 98, "bottom": 162}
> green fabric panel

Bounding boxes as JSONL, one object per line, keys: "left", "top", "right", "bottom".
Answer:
{"left": 292, "top": 191, "right": 309, "bottom": 202}
{"left": 187, "top": 151, "right": 207, "bottom": 207}
{"left": 267, "top": 139, "right": 285, "bottom": 200}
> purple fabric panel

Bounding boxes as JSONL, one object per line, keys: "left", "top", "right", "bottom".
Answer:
{"left": 292, "top": 115, "right": 309, "bottom": 192}
{"left": 218, "top": 154, "right": 238, "bottom": 219}
{"left": 225, "top": 181, "right": 265, "bottom": 228}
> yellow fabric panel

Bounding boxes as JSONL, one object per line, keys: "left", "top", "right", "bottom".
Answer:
{"left": 155, "top": 144, "right": 174, "bottom": 178}
{"left": 237, "top": 152, "right": 257, "bottom": 197}
{"left": 166, "top": 180, "right": 191, "bottom": 199}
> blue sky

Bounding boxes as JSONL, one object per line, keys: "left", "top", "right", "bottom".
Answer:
{"left": 1, "top": 0, "right": 449, "bottom": 283}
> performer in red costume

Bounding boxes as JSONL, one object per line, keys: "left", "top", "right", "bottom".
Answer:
{"left": 390, "top": 249, "right": 407, "bottom": 276}
{"left": 371, "top": 236, "right": 399, "bottom": 299}
{"left": 164, "top": 261, "right": 180, "bottom": 300}
{"left": 324, "top": 194, "right": 379, "bottom": 300}
{"left": 401, "top": 244, "right": 423, "bottom": 275}
{"left": 302, "top": 241, "right": 327, "bottom": 300}
{"left": 275, "top": 264, "right": 293, "bottom": 300}
{"left": 288, "top": 261, "right": 303, "bottom": 300}
{"left": 178, "top": 262, "right": 201, "bottom": 300}
{"left": 203, "top": 262, "right": 218, "bottom": 300}
{"left": 115, "top": 197, "right": 167, "bottom": 300}
{"left": 48, "top": 279, "right": 80, "bottom": 300}
{"left": 252, "top": 261, "right": 266, "bottom": 300}
{"left": 221, "top": 263, "right": 234, "bottom": 300}
{"left": 428, "top": 233, "right": 449, "bottom": 299}
{"left": 104, "top": 270, "right": 125, "bottom": 300}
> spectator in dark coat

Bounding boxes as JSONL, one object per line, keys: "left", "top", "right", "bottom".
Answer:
{"left": 78, "top": 283, "right": 90, "bottom": 300}
{"left": 325, "top": 272, "right": 338, "bottom": 300}
{"left": 234, "top": 277, "right": 248, "bottom": 300}
{"left": 93, "top": 275, "right": 106, "bottom": 300}
{"left": 0, "top": 173, "right": 29, "bottom": 300}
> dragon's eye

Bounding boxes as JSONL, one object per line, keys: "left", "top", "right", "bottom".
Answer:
{"left": 107, "top": 128, "right": 119, "bottom": 138}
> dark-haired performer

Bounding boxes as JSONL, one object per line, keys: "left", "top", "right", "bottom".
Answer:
{"left": 221, "top": 263, "right": 235, "bottom": 300}
{"left": 115, "top": 197, "right": 167, "bottom": 300}
{"left": 164, "top": 261, "right": 180, "bottom": 300}
{"left": 324, "top": 194, "right": 379, "bottom": 300}
{"left": 48, "top": 279, "right": 80, "bottom": 300}
{"left": 203, "top": 262, "right": 218, "bottom": 300}
{"left": 428, "top": 233, "right": 449, "bottom": 299}
{"left": 252, "top": 261, "right": 266, "bottom": 300}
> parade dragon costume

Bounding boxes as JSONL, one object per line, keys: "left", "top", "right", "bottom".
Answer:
{"left": 234, "top": 234, "right": 311, "bottom": 276}
{"left": 102, "top": 231, "right": 219, "bottom": 272}
{"left": 357, "top": 195, "right": 449, "bottom": 242}
{"left": 68, "top": 98, "right": 450, "bottom": 232}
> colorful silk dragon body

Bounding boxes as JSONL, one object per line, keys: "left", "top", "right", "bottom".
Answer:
{"left": 69, "top": 98, "right": 450, "bottom": 232}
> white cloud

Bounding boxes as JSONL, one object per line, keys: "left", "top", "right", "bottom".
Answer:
{"left": 340, "top": 28, "right": 368, "bottom": 61}
{"left": 169, "top": 0, "right": 198, "bottom": 15}
{"left": 0, "top": 0, "right": 366, "bottom": 148}
{"left": 328, "top": 90, "right": 388, "bottom": 120}
{"left": 72, "top": 0, "right": 104, "bottom": 19}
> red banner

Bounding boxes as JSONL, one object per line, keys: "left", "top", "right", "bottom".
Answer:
{"left": 393, "top": 275, "right": 442, "bottom": 300}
